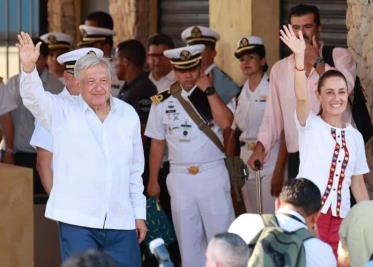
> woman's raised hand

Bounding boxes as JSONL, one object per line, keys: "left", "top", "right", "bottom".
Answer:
{"left": 280, "top": 24, "right": 305, "bottom": 56}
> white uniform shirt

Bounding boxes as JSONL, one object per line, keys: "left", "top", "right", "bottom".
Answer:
{"left": 232, "top": 74, "right": 280, "bottom": 178}
{"left": 20, "top": 68, "right": 146, "bottom": 230}
{"left": 228, "top": 208, "right": 337, "bottom": 267}
{"left": 145, "top": 85, "right": 225, "bottom": 165}
{"left": 232, "top": 75, "right": 270, "bottom": 140}
{"left": 30, "top": 88, "right": 70, "bottom": 152}
{"left": 296, "top": 113, "right": 369, "bottom": 218}
{"left": 149, "top": 71, "right": 176, "bottom": 93}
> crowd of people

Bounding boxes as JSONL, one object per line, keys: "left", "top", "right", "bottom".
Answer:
{"left": 0, "top": 3, "right": 372, "bottom": 267}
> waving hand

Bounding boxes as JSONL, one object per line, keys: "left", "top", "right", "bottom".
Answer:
{"left": 16, "top": 32, "right": 41, "bottom": 73}
{"left": 280, "top": 25, "right": 306, "bottom": 56}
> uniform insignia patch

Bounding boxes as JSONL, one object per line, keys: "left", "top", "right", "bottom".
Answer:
{"left": 180, "top": 50, "right": 191, "bottom": 61}
{"left": 191, "top": 26, "right": 202, "bottom": 38}
{"left": 150, "top": 90, "right": 171, "bottom": 104}
{"left": 47, "top": 34, "right": 57, "bottom": 44}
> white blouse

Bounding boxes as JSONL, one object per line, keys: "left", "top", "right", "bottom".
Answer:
{"left": 296, "top": 113, "right": 369, "bottom": 218}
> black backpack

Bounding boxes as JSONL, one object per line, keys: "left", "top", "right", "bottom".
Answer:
{"left": 322, "top": 46, "right": 373, "bottom": 143}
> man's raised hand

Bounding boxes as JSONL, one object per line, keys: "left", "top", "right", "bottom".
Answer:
{"left": 16, "top": 32, "right": 41, "bottom": 73}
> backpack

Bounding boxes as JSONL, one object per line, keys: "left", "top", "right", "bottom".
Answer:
{"left": 322, "top": 46, "right": 373, "bottom": 143}
{"left": 247, "top": 214, "right": 313, "bottom": 267}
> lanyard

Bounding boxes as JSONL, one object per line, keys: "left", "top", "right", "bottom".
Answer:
{"left": 279, "top": 212, "right": 307, "bottom": 226}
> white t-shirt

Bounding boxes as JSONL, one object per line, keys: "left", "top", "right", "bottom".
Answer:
{"left": 296, "top": 113, "right": 369, "bottom": 218}
{"left": 228, "top": 209, "right": 336, "bottom": 267}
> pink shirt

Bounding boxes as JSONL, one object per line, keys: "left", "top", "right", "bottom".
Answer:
{"left": 257, "top": 47, "right": 356, "bottom": 154}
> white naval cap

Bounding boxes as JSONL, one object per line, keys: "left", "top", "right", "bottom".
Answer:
{"left": 181, "top": 25, "right": 220, "bottom": 45}
{"left": 234, "top": 36, "right": 266, "bottom": 59}
{"left": 163, "top": 44, "right": 205, "bottom": 70}
{"left": 57, "top": 47, "right": 104, "bottom": 71}
{"left": 78, "top": 25, "right": 114, "bottom": 47}
{"left": 40, "top": 32, "right": 73, "bottom": 51}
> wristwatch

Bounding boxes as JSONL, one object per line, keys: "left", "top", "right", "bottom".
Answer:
{"left": 313, "top": 57, "right": 324, "bottom": 69}
{"left": 204, "top": 86, "right": 216, "bottom": 96}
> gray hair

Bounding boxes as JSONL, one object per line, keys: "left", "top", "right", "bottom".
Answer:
{"left": 74, "top": 55, "right": 112, "bottom": 78}
{"left": 208, "top": 233, "right": 250, "bottom": 267}
{"left": 61, "top": 249, "right": 118, "bottom": 267}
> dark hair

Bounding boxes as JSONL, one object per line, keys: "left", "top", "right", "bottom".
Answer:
{"left": 33, "top": 38, "right": 48, "bottom": 57}
{"left": 85, "top": 11, "right": 113, "bottom": 30}
{"left": 147, "top": 33, "right": 175, "bottom": 49}
{"left": 239, "top": 46, "right": 268, "bottom": 73}
{"left": 317, "top": 69, "right": 348, "bottom": 93}
{"left": 288, "top": 4, "right": 321, "bottom": 26}
{"left": 316, "top": 69, "right": 348, "bottom": 115}
{"left": 117, "top": 39, "right": 146, "bottom": 68}
{"left": 61, "top": 249, "right": 118, "bottom": 267}
{"left": 279, "top": 178, "right": 321, "bottom": 216}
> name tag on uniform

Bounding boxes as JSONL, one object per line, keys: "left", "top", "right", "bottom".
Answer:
{"left": 179, "top": 122, "right": 192, "bottom": 142}
{"left": 255, "top": 95, "right": 267, "bottom": 102}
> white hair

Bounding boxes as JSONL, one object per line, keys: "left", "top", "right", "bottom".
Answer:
{"left": 208, "top": 233, "right": 250, "bottom": 267}
{"left": 74, "top": 55, "right": 112, "bottom": 78}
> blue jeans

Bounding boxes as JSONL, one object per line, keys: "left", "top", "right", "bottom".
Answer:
{"left": 58, "top": 222, "right": 141, "bottom": 267}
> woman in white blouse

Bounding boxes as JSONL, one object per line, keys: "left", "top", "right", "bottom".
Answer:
{"left": 280, "top": 24, "right": 370, "bottom": 257}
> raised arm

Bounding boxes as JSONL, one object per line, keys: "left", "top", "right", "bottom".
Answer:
{"left": 195, "top": 72, "right": 233, "bottom": 129}
{"left": 17, "top": 32, "right": 56, "bottom": 130}
{"left": 280, "top": 25, "right": 310, "bottom": 126}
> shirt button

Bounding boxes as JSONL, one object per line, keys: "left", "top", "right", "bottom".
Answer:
{"left": 338, "top": 160, "right": 341, "bottom": 163}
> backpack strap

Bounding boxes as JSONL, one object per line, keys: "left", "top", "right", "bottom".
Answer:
{"left": 322, "top": 45, "right": 335, "bottom": 67}
{"left": 248, "top": 214, "right": 278, "bottom": 248}
{"left": 293, "top": 228, "right": 314, "bottom": 243}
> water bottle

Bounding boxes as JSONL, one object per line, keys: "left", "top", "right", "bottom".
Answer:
{"left": 149, "top": 238, "right": 174, "bottom": 267}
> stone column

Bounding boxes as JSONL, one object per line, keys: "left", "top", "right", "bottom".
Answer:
{"left": 47, "top": 0, "right": 81, "bottom": 45}
{"left": 108, "top": 0, "right": 158, "bottom": 46}
{"left": 347, "top": 0, "right": 373, "bottom": 197}
{"left": 209, "top": 0, "right": 279, "bottom": 84}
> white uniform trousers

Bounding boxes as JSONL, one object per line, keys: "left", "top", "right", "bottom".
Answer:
{"left": 240, "top": 144, "right": 278, "bottom": 213}
{"left": 167, "top": 159, "right": 235, "bottom": 267}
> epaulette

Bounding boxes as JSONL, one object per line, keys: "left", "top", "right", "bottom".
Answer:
{"left": 150, "top": 89, "right": 171, "bottom": 104}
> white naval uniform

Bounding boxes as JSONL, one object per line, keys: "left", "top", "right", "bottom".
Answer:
{"left": 232, "top": 74, "right": 280, "bottom": 213}
{"left": 30, "top": 87, "right": 70, "bottom": 152}
{"left": 145, "top": 85, "right": 235, "bottom": 267}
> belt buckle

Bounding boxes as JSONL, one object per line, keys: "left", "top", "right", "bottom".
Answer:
{"left": 188, "top": 165, "right": 199, "bottom": 175}
{"left": 248, "top": 143, "right": 256, "bottom": 151}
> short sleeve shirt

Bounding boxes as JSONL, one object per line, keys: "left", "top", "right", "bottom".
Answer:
{"left": 145, "top": 86, "right": 225, "bottom": 165}
{"left": 296, "top": 113, "right": 369, "bottom": 218}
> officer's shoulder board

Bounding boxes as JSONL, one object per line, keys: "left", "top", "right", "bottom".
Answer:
{"left": 150, "top": 89, "right": 171, "bottom": 105}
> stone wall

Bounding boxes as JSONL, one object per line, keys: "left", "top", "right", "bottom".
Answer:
{"left": 47, "top": 0, "right": 80, "bottom": 45}
{"left": 347, "top": 0, "right": 373, "bottom": 197}
{"left": 108, "top": 0, "right": 157, "bottom": 46}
